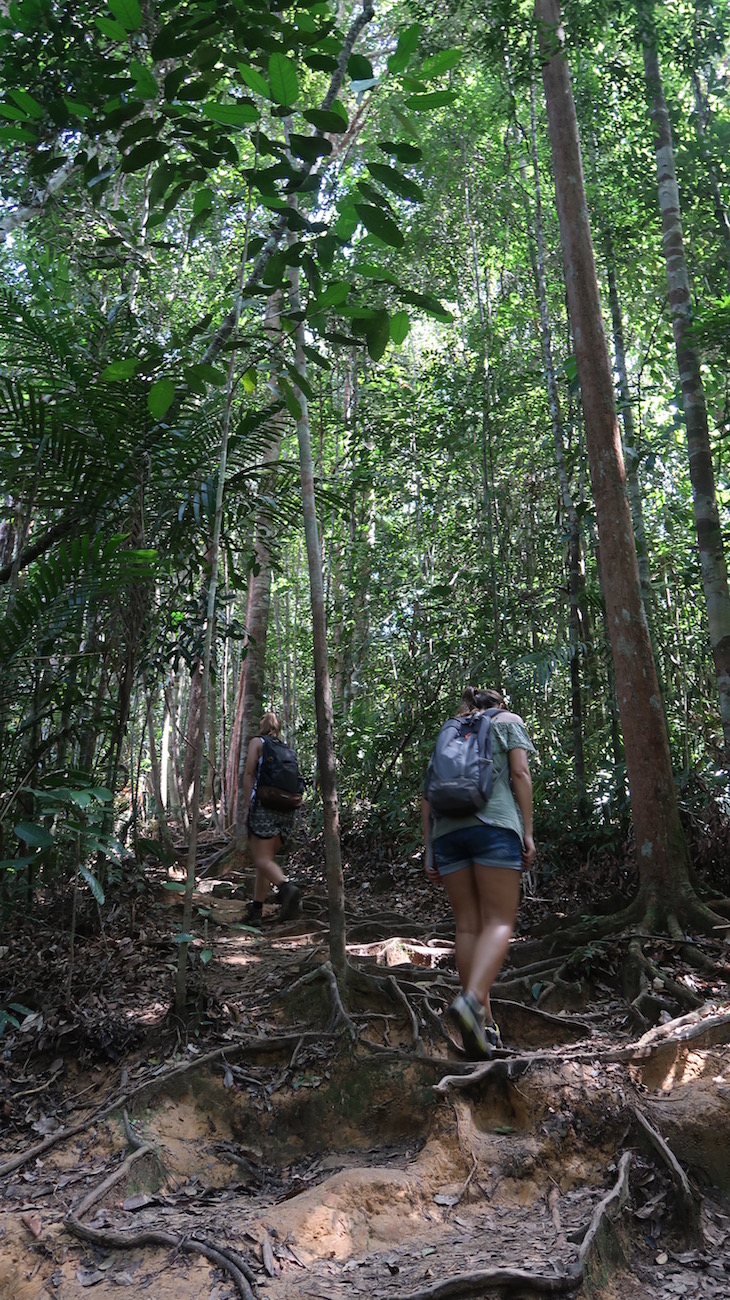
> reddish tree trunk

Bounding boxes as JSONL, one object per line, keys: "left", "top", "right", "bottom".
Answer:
{"left": 536, "top": 0, "right": 692, "bottom": 924}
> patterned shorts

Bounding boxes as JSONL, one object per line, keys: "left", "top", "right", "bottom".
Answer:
{"left": 248, "top": 800, "right": 298, "bottom": 845}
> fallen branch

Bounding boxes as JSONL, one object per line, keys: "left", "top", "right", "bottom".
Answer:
{"left": 578, "top": 1150, "right": 632, "bottom": 1270}
{"left": 632, "top": 1105, "right": 699, "bottom": 1235}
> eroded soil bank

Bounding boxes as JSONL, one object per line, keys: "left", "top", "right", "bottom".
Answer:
{"left": 2, "top": 868, "right": 730, "bottom": 1299}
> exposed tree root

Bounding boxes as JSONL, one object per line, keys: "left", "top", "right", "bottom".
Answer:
{"left": 397, "top": 1154, "right": 633, "bottom": 1298}
{"left": 288, "top": 959, "right": 357, "bottom": 1036}
{"left": 397, "top": 1265, "right": 582, "bottom": 1297}
{"left": 577, "top": 1150, "right": 633, "bottom": 1284}
{"left": 63, "top": 1115, "right": 257, "bottom": 1299}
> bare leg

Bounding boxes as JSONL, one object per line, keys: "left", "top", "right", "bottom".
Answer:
{"left": 442, "top": 867, "right": 480, "bottom": 991}
{"left": 469, "top": 866, "right": 521, "bottom": 1021}
{"left": 249, "top": 833, "right": 285, "bottom": 903}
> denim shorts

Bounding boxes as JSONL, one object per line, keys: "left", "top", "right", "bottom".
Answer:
{"left": 433, "top": 823, "right": 522, "bottom": 875}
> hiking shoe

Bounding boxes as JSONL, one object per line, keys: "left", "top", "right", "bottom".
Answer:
{"left": 449, "top": 991, "right": 495, "bottom": 1059}
{"left": 243, "top": 904, "right": 263, "bottom": 927}
{"left": 277, "top": 881, "right": 301, "bottom": 922}
{"left": 485, "top": 1020, "right": 503, "bottom": 1051}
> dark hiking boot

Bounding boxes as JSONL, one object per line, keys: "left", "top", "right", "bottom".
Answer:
{"left": 243, "top": 903, "right": 264, "bottom": 927}
{"left": 277, "top": 881, "right": 301, "bottom": 922}
{"left": 449, "top": 991, "right": 495, "bottom": 1059}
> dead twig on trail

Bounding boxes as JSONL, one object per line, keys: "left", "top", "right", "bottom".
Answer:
{"left": 69, "top": 1142, "right": 154, "bottom": 1220}
{"left": 549, "top": 1185, "right": 567, "bottom": 1249}
{"left": 632, "top": 1105, "right": 700, "bottom": 1236}
{"left": 577, "top": 1149, "right": 632, "bottom": 1273}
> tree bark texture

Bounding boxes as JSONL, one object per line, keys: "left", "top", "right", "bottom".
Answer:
{"left": 289, "top": 257, "right": 347, "bottom": 979}
{"left": 535, "top": 0, "right": 692, "bottom": 911}
{"left": 641, "top": 13, "right": 730, "bottom": 753}
{"left": 227, "top": 295, "right": 286, "bottom": 830}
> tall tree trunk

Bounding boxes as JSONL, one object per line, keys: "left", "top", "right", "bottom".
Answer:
{"left": 523, "top": 79, "right": 587, "bottom": 796}
{"left": 289, "top": 257, "right": 346, "bottom": 979}
{"left": 227, "top": 295, "right": 286, "bottom": 831}
{"left": 535, "top": 0, "right": 694, "bottom": 928}
{"left": 689, "top": 67, "right": 730, "bottom": 294}
{"left": 641, "top": 7, "right": 730, "bottom": 753}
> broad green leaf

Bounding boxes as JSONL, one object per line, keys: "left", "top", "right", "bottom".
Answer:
{"left": 8, "top": 90, "right": 44, "bottom": 118}
{"left": 242, "top": 368, "right": 257, "bottom": 393}
{"left": 354, "top": 203, "right": 404, "bottom": 249}
{"left": 288, "top": 133, "right": 331, "bottom": 162}
{"left": 200, "top": 949, "right": 213, "bottom": 964}
{"left": 148, "top": 378, "right": 176, "bottom": 419}
{"left": 108, "top": 0, "right": 142, "bottom": 31}
{"left": 387, "top": 23, "right": 421, "bottom": 74}
{"left": 64, "top": 98, "right": 93, "bottom": 118}
{"left": 193, "top": 186, "right": 214, "bottom": 215}
{"left": 0, "top": 104, "right": 31, "bottom": 122}
{"left": 101, "top": 358, "right": 140, "bottom": 381}
{"left": 405, "top": 89, "right": 455, "bottom": 111}
{"left": 312, "top": 281, "right": 350, "bottom": 310}
{"left": 89, "top": 788, "right": 114, "bottom": 803}
{"left": 368, "top": 162, "right": 423, "bottom": 203}
{"left": 121, "top": 138, "right": 167, "bottom": 172}
{"left": 68, "top": 790, "right": 92, "bottom": 807}
{"left": 95, "top": 15, "right": 127, "bottom": 40}
{"left": 348, "top": 53, "right": 374, "bottom": 80}
{"left": 421, "top": 48, "right": 462, "bottom": 77}
{"left": 391, "top": 107, "right": 420, "bottom": 139}
{"left": 0, "top": 855, "right": 39, "bottom": 869}
{"left": 302, "top": 108, "right": 347, "bottom": 133}
{"left": 14, "top": 822, "right": 54, "bottom": 848}
{"left": 238, "top": 64, "right": 270, "bottom": 97}
{"left": 173, "top": 932, "right": 194, "bottom": 943}
{"left": 163, "top": 881, "right": 186, "bottom": 892}
{"left": 354, "top": 262, "right": 399, "bottom": 283}
{"left": 79, "top": 865, "right": 105, "bottom": 904}
{"left": 268, "top": 52, "right": 298, "bottom": 106}
{"left": 399, "top": 289, "right": 453, "bottom": 322}
{"left": 378, "top": 139, "right": 423, "bottom": 163}
{"left": 187, "top": 363, "right": 227, "bottom": 387}
{"left": 202, "top": 100, "right": 259, "bottom": 126}
{"left": 366, "top": 310, "right": 390, "bottom": 361}
{"left": 302, "top": 344, "right": 331, "bottom": 369}
{"left": 390, "top": 310, "right": 410, "bottom": 345}
{"left": 130, "top": 60, "right": 158, "bottom": 98}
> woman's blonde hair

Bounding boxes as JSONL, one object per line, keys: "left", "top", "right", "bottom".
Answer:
{"left": 259, "top": 711, "right": 281, "bottom": 737}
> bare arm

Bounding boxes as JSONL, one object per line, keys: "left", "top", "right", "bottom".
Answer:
{"left": 508, "top": 747, "right": 536, "bottom": 867}
{"left": 241, "top": 737, "right": 263, "bottom": 822}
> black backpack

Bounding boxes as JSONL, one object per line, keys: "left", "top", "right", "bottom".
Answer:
{"left": 255, "top": 736, "right": 304, "bottom": 811}
{"left": 424, "top": 708, "right": 502, "bottom": 816}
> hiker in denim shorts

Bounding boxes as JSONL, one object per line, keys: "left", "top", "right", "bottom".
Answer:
{"left": 421, "top": 685, "right": 536, "bottom": 1058}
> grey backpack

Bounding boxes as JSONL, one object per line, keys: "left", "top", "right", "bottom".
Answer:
{"left": 424, "top": 708, "right": 502, "bottom": 815}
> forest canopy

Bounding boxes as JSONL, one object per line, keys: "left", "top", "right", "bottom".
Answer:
{"left": 1, "top": 0, "right": 729, "bottom": 942}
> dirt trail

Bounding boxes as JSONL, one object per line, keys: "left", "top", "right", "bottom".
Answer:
{"left": 2, "top": 878, "right": 730, "bottom": 1299}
